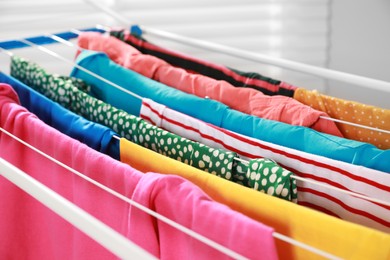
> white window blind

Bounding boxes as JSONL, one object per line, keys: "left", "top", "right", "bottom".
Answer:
{"left": 0, "top": 0, "right": 330, "bottom": 91}
{"left": 117, "top": 0, "right": 330, "bottom": 91}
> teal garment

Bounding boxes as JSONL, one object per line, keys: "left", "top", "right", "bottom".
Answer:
{"left": 69, "top": 50, "right": 390, "bottom": 173}
{"left": 72, "top": 51, "right": 227, "bottom": 127}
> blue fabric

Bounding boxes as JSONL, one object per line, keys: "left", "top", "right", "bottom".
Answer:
{"left": 0, "top": 28, "right": 105, "bottom": 50}
{"left": 0, "top": 72, "right": 120, "bottom": 160}
{"left": 70, "top": 50, "right": 390, "bottom": 173}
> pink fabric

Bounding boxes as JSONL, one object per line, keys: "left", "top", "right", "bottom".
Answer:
{"left": 78, "top": 32, "right": 343, "bottom": 137}
{"left": 130, "top": 172, "right": 278, "bottom": 259}
{"left": 0, "top": 83, "right": 142, "bottom": 259}
{"left": 0, "top": 83, "right": 278, "bottom": 259}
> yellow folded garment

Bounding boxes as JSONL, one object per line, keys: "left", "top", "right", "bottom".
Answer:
{"left": 120, "top": 138, "right": 390, "bottom": 260}
{"left": 294, "top": 88, "right": 390, "bottom": 149}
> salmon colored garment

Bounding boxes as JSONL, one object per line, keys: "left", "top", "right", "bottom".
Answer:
{"left": 120, "top": 138, "right": 390, "bottom": 260}
{"left": 110, "top": 29, "right": 296, "bottom": 97}
{"left": 78, "top": 32, "right": 343, "bottom": 137}
{"left": 294, "top": 88, "right": 390, "bottom": 149}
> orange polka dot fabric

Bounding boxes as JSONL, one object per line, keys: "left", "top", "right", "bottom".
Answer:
{"left": 294, "top": 88, "right": 390, "bottom": 149}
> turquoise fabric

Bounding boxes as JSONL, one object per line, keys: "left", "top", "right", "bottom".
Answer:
{"left": 70, "top": 50, "right": 390, "bottom": 173}
{"left": 72, "top": 50, "right": 226, "bottom": 127}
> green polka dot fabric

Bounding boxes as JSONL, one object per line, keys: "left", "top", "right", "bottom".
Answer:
{"left": 10, "top": 55, "right": 236, "bottom": 181}
{"left": 10, "top": 55, "right": 297, "bottom": 202}
{"left": 235, "top": 159, "right": 298, "bottom": 202}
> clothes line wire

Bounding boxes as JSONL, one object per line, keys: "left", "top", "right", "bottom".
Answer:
{"left": 0, "top": 126, "right": 342, "bottom": 260}
{"left": 1, "top": 38, "right": 389, "bottom": 209}
{"left": 17, "top": 38, "right": 143, "bottom": 101}
{"left": 319, "top": 116, "right": 390, "bottom": 135}
{"left": 84, "top": 0, "right": 390, "bottom": 94}
{"left": 0, "top": 126, "right": 250, "bottom": 260}
{"left": 0, "top": 27, "right": 104, "bottom": 50}
{"left": 0, "top": 157, "right": 156, "bottom": 260}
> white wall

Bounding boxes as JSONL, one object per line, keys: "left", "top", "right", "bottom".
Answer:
{"left": 328, "top": 0, "right": 390, "bottom": 108}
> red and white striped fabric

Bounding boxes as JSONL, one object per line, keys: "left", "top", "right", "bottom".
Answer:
{"left": 140, "top": 98, "right": 390, "bottom": 232}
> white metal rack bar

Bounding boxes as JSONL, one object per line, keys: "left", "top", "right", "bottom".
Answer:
{"left": 0, "top": 157, "right": 156, "bottom": 260}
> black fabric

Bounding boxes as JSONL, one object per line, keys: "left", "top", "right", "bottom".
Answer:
{"left": 110, "top": 30, "right": 295, "bottom": 97}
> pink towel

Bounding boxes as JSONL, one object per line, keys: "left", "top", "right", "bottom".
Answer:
{"left": 0, "top": 83, "right": 278, "bottom": 259}
{"left": 78, "top": 32, "right": 343, "bottom": 137}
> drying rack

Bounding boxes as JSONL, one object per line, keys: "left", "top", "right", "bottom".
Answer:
{"left": 0, "top": 2, "right": 389, "bottom": 259}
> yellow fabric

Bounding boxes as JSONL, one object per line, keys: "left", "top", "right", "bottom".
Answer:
{"left": 294, "top": 88, "right": 390, "bottom": 149}
{"left": 120, "top": 138, "right": 390, "bottom": 260}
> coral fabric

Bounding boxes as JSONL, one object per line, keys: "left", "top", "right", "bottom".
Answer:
{"left": 78, "top": 32, "right": 342, "bottom": 137}
{"left": 120, "top": 138, "right": 390, "bottom": 260}
{"left": 109, "top": 29, "right": 296, "bottom": 96}
{"left": 294, "top": 88, "right": 390, "bottom": 149}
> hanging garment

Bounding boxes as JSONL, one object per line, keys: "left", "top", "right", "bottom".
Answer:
{"left": 0, "top": 83, "right": 278, "bottom": 260}
{"left": 61, "top": 50, "right": 390, "bottom": 173}
{"left": 77, "top": 32, "right": 342, "bottom": 137}
{"left": 141, "top": 97, "right": 390, "bottom": 232}
{"left": 130, "top": 172, "right": 277, "bottom": 259}
{"left": 110, "top": 29, "right": 296, "bottom": 97}
{"left": 0, "top": 73, "right": 119, "bottom": 160}
{"left": 9, "top": 56, "right": 297, "bottom": 202}
{"left": 0, "top": 83, "right": 143, "bottom": 260}
{"left": 294, "top": 88, "right": 390, "bottom": 149}
{"left": 119, "top": 138, "right": 390, "bottom": 260}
